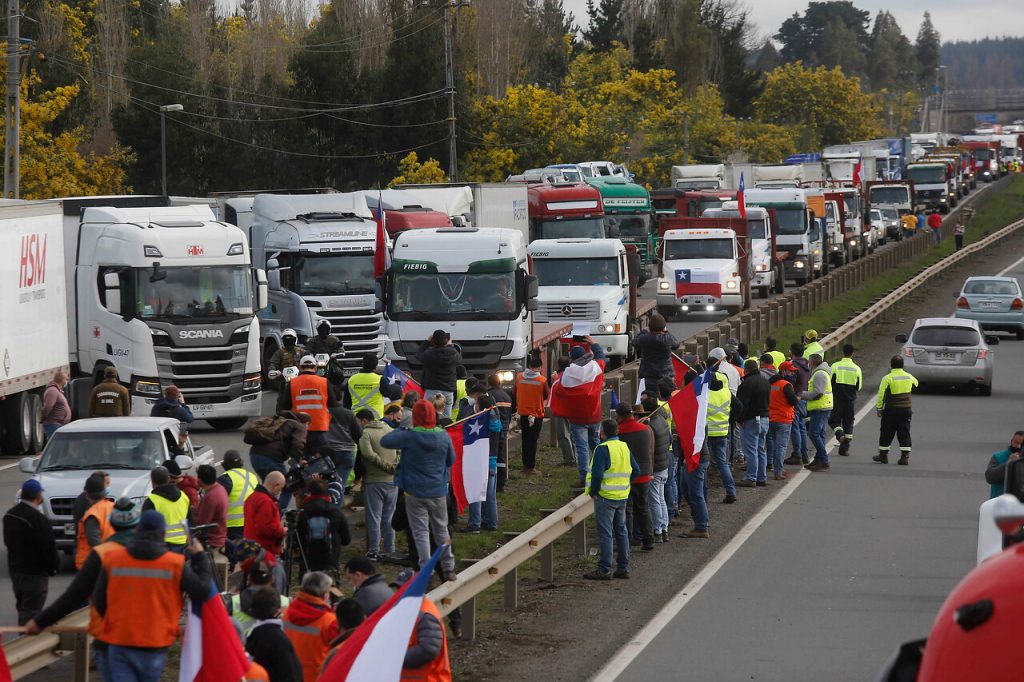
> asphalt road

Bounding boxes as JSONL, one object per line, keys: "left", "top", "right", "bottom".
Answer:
{"left": 601, "top": 248, "right": 1024, "bottom": 681}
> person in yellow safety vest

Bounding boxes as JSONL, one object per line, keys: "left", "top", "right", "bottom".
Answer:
{"left": 452, "top": 367, "right": 468, "bottom": 421}
{"left": 802, "top": 329, "right": 824, "bottom": 360}
{"left": 762, "top": 336, "right": 786, "bottom": 370}
{"left": 705, "top": 374, "right": 739, "bottom": 504}
{"left": 217, "top": 450, "right": 260, "bottom": 541}
{"left": 829, "top": 343, "right": 863, "bottom": 458}
{"left": 873, "top": 356, "right": 919, "bottom": 466}
{"left": 583, "top": 418, "right": 639, "bottom": 581}
{"left": 142, "top": 465, "right": 192, "bottom": 550}
{"left": 346, "top": 353, "right": 387, "bottom": 419}
{"left": 800, "top": 353, "right": 833, "bottom": 472}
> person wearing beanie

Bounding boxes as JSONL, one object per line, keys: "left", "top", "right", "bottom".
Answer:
{"left": 149, "top": 384, "right": 194, "bottom": 423}
{"left": 87, "top": 365, "right": 131, "bottom": 417}
{"left": 26, "top": 510, "right": 212, "bottom": 680}
{"left": 380, "top": 399, "right": 457, "bottom": 581}
{"left": 550, "top": 335, "right": 607, "bottom": 487}
{"left": 162, "top": 458, "right": 200, "bottom": 508}
{"left": 415, "top": 329, "right": 462, "bottom": 420}
{"left": 216, "top": 450, "right": 260, "bottom": 541}
{"left": 3, "top": 480, "right": 60, "bottom": 625}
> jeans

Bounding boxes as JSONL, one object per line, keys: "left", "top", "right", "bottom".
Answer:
{"left": 364, "top": 482, "right": 398, "bottom": 553}
{"left": 769, "top": 422, "right": 792, "bottom": 477}
{"left": 405, "top": 494, "right": 455, "bottom": 573}
{"left": 730, "top": 422, "right": 744, "bottom": 462}
{"left": 520, "top": 415, "right": 544, "bottom": 470}
{"left": 571, "top": 422, "right": 601, "bottom": 480}
{"left": 99, "top": 644, "right": 167, "bottom": 682}
{"left": 649, "top": 469, "right": 669, "bottom": 534}
{"left": 593, "top": 495, "right": 629, "bottom": 573}
{"left": 741, "top": 417, "right": 769, "bottom": 482}
{"left": 683, "top": 460, "right": 710, "bottom": 530}
{"left": 467, "top": 469, "right": 499, "bottom": 530}
{"left": 42, "top": 422, "right": 61, "bottom": 443}
{"left": 664, "top": 452, "right": 679, "bottom": 516}
{"left": 790, "top": 401, "right": 808, "bottom": 461}
{"left": 330, "top": 449, "right": 356, "bottom": 494}
{"left": 626, "top": 481, "right": 654, "bottom": 546}
{"left": 808, "top": 409, "right": 833, "bottom": 464}
{"left": 11, "top": 572, "right": 47, "bottom": 625}
{"left": 708, "top": 436, "right": 735, "bottom": 496}
{"left": 932, "top": 227, "right": 942, "bottom": 243}
{"left": 250, "top": 453, "right": 292, "bottom": 511}
{"left": 554, "top": 416, "right": 576, "bottom": 464}
{"left": 423, "top": 389, "right": 454, "bottom": 419}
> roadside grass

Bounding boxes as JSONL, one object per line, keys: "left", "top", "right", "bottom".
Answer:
{"left": 765, "top": 175, "right": 1024, "bottom": 350}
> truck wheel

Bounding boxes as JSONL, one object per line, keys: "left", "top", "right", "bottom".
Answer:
{"left": 796, "top": 276, "right": 808, "bottom": 287}
{"left": 206, "top": 418, "right": 248, "bottom": 431}
{"left": 2, "top": 393, "right": 33, "bottom": 455}
{"left": 756, "top": 286, "right": 769, "bottom": 299}
{"left": 28, "top": 394, "right": 44, "bottom": 453}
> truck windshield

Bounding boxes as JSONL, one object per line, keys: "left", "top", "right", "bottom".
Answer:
{"left": 772, "top": 208, "right": 806, "bottom": 235}
{"left": 693, "top": 198, "right": 725, "bottom": 216}
{"left": 390, "top": 272, "right": 518, "bottom": 320}
{"left": 538, "top": 218, "right": 605, "bottom": 239}
{"left": 675, "top": 180, "right": 721, "bottom": 191}
{"left": 907, "top": 167, "right": 946, "bottom": 184}
{"left": 608, "top": 215, "right": 650, "bottom": 238}
{"left": 975, "top": 149, "right": 993, "bottom": 161}
{"left": 532, "top": 257, "right": 619, "bottom": 286}
{"left": 138, "top": 265, "right": 253, "bottom": 320}
{"left": 294, "top": 253, "right": 375, "bottom": 296}
{"left": 38, "top": 432, "right": 165, "bottom": 472}
{"left": 664, "top": 238, "right": 734, "bottom": 260}
{"left": 870, "top": 187, "right": 910, "bottom": 205}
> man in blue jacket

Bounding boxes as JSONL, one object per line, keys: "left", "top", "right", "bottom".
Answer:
{"left": 149, "top": 385, "right": 194, "bottom": 423}
{"left": 381, "top": 399, "right": 458, "bottom": 582}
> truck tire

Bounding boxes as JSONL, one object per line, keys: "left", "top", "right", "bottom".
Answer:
{"left": 28, "top": 394, "right": 44, "bottom": 453}
{"left": 2, "top": 393, "right": 33, "bottom": 455}
{"left": 206, "top": 418, "right": 248, "bottom": 431}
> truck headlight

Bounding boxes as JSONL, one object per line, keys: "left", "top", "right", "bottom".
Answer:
{"left": 597, "top": 323, "right": 622, "bottom": 333}
{"left": 133, "top": 378, "right": 161, "bottom": 396}
{"left": 755, "top": 263, "right": 769, "bottom": 272}
{"left": 658, "top": 280, "right": 670, "bottom": 291}
{"left": 243, "top": 374, "right": 262, "bottom": 391}
{"left": 813, "top": 249, "right": 820, "bottom": 256}
{"left": 939, "top": 196, "right": 947, "bottom": 202}
{"left": 794, "top": 261, "right": 805, "bottom": 269}
{"left": 497, "top": 370, "right": 515, "bottom": 383}
{"left": 726, "top": 280, "right": 738, "bottom": 290}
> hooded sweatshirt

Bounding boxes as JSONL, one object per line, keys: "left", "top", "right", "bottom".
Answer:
{"left": 380, "top": 401, "right": 456, "bottom": 498}
{"left": 359, "top": 420, "right": 399, "bottom": 485}
{"left": 283, "top": 591, "right": 339, "bottom": 682}
{"left": 41, "top": 381, "right": 71, "bottom": 426}
{"left": 801, "top": 362, "right": 832, "bottom": 405}
{"left": 142, "top": 483, "right": 195, "bottom": 526}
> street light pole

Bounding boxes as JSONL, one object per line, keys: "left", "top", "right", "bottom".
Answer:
{"left": 4, "top": 0, "right": 20, "bottom": 199}
{"left": 159, "top": 103, "right": 183, "bottom": 196}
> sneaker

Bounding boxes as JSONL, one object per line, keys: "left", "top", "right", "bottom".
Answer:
{"left": 443, "top": 571, "right": 458, "bottom": 582}
{"left": 773, "top": 472, "right": 788, "bottom": 481}
{"left": 365, "top": 551, "right": 379, "bottom": 562}
{"left": 456, "top": 526, "right": 481, "bottom": 534}
{"left": 584, "top": 569, "right": 612, "bottom": 581}
{"left": 722, "top": 494, "right": 737, "bottom": 504}
{"left": 806, "top": 461, "right": 831, "bottom": 472}
{"left": 833, "top": 427, "right": 845, "bottom": 440}
{"left": 682, "top": 528, "right": 710, "bottom": 539}
{"left": 613, "top": 569, "right": 630, "bottom": 579}
{"left": 783, "top": 455, "right": 802, "bottom": 466}
{"left": 872, "top": 454, "right": 889, "bottom": 464}
{"left": 897, "top": 455, "right": 910, "bottom": 466}
{"left": 661, "top": 531, "right": 669, "bottom": 542}
{"left": 756, "top": 480, "right": 768, "bottom": 487}
{"left": 450, "top": 624, "right": 463, "bottom": 639}
{"left": 736, "top": 479, "right": 756, "bottom": 488}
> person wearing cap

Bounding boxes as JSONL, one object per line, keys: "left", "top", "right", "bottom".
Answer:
{"left": 195, "top": 464, "right": 227, "bottom": 550}
{"left": 802, "top": 329, "right": 824, "bottom": 360}
{"left": 149, "top": 385, "right": 194, "bottom": 423}
{"left": 550, "top": 337, "right": 607, "bottom": 487}
{"left": 87, "top": 366, "right": 131, "bottom": 417}
{"left": 163, "top": 457, "right": 200, "bottom": 508}
{"left": 142, "top": 465, "right": 193, "bottom": 550}
{"left": 269, "top": 328, "right": 305, "bottom": 411}
{"left": 288, "top": 354, "right": 331, "bottom": 455}
{"left": 26, "top": 510, "right": 212, "bottom": 681}
{"left": 216, "top": 450, "right": 259, "bottom": 541}
{"left": 75, "top": 474, "right": 114, "bottom": 569}
{"left": 416, "top": 329, "right": 462, "bottom": 420}
{"left": 344, "top": 556, "right": 393, "bottom": 617}
{"left": 345, "top": 352, "right": 389, "bottom": 420}
{"left": 801, "top": 353, "right": 834, "bottom": 472}
{"left": 615, "top": 403, "right": 655, "bottom": 550}
{"left": 283, "top": 571, "right": 339, "bottom": 682}
{"left": 829, "top": 343, "right": 863, "bottom": 457}
{"left": 767, "top": 362, "right": 800, "bottom": 481}
{"left": 3, "top": 480, "right": 60, "bottom": 625}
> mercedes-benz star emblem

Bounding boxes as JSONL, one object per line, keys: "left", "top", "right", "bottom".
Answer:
{"left": 561, "top": 304, "right": 573, "bottom": 316}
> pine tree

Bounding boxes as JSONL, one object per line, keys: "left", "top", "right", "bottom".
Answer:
{"left": 584, "top": 0, "right": 625, "bottom": 52}
{"left": 916, "top": 12, "right": 942, "bottom": 88}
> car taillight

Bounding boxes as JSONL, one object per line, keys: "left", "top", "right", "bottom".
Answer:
{"left": 902, "top": 346, "right": 914, "bottom": 357}
{"left": 1012, "top": 298, "right": 1023, "bottom": 310}
{"left": 977, "top": 349, "right": 988, "bottom": 359}
{"left": 956, "top": 297, "right": 970, "bottom": 309}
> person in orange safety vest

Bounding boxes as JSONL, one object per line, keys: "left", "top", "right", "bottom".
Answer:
{"left": 283, "top": 571, "right": 339, "bottom": 682}
{"left": 290, "top": 354, "right": 330, "bottom": 456}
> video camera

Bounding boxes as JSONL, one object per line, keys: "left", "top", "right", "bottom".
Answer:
{"left": 284, "top": 451, "right": 338, "bottom": 494}
{"left": 190, "top": 522, "right": 219, "bottom": 547}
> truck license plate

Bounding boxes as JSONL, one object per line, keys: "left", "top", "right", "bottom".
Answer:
{"left": 64, "top": 523, "right": 75, "bottom": 536}
{"left": 192, "top": 404, "right": 213, "bottom": 414}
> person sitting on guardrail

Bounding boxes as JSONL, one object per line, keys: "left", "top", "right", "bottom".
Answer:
{"left": 584, "top": 418, "right": 640, "bottom": 581}
{"left": 283, "top": 571, "right": 339, "bottom": 682}
{"left": 3, "top": 480, "right": 60, "bottom": 625}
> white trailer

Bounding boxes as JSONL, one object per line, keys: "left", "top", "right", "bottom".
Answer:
{"left": 671, "top": 164, "right": 726, "bottom": 190}
{"left": 395, "top": 183, "right": 529, "bottom": 244}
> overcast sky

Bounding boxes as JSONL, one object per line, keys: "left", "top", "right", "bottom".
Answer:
{"left": 560, "top": 1, "right": 1023, "bottom": 44}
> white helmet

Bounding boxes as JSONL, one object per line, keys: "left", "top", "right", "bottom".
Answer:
{"left": 282, "top": 328, "right": 297, "bottom": 341}
{"left": 299, "top": 354, "right": 317, "bottom": 368}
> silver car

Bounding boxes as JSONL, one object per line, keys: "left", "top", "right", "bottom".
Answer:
{"left": 895, "top": 318, "right": 998, "bottom": 395}
{"left": 954, "top": 276, "right": 1024, "bottom": 339}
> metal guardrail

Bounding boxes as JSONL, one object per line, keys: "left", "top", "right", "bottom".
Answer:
{"left": 4, "top": 607, "right": 90, "bottom": 681}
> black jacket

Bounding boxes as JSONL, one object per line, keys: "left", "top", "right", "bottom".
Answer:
{"left": 736, "top": 371, "right": 770, "bottom": 420}
{"left": 326, "top": 404, "right": 362, "bottom": 452}
{"left": 634, "top": 330, "right": 679, "bottom": 382}
{"left": 487, "top": 387, "right": 513, "bottom": 429}
{"left": 246, "top": 621, "right": 304, "bottom": 682}
{"left": 415, "top": 343, "right": 461, "bottom": 392}
{"left": 647, "top": 411, "right": 672, "bottom": 472}
{"left": 298, "top": 495, "right": 351, "bottom": 572}
{"left": 3, "top": 501, "right": 60, "bottom": 576}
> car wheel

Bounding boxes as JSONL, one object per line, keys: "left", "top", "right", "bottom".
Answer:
{"left": 978, "top": 383, "right": 992, "bottom": 396}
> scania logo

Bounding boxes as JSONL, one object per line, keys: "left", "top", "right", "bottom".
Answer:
{"left": 561, "top": 304, "right": 573, "bottom": 316}
{"left": 179, "top": 329, "right": 224, "bottom": 339}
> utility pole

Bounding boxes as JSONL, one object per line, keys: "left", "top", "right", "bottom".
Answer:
{"left": 4, "top": 0, "right": 20, "bottom": 198}
{"left": 682, "top": 113, "right": 690, "bottom": 165}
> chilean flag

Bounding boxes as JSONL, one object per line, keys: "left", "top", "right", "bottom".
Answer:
{"left": 383, "top": 362, "right": 423, "bottom": 397}
{"left": 318, "top": 545, "right": 445, "bottom": 682}
{"left": 549, "top": 357, "right": 606, "bottom": 425}
{"left": 179, "top": 578, "right": 251, "bottom": 682}
{"left": 675, "top": 269, "right": 723, "bottom": 298}
{"left": 373, "top": 190, "right": 392, "bottom": 279}
{"left": 671, "top": 353, "right": 691, "bottom": 388}
{"left": 737, "top": 172, "right": 747, "bottom": 220}
{"left": 852, "top": 160, "right": 862, "bottom": 187}
{"left": 0, "top": 642, "right": 11, "bottom": 682}
{"left": 448, "top": 411, "right": 492, "bottom": 513}
{"left": 667, "top": 367, "right": 715, "bottom": 472}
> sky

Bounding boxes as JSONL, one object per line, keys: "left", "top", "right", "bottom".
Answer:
{"left": 561, "top": 1, "right": 1024, "bottom": 44}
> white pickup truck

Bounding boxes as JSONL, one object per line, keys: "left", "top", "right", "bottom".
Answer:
{"left": 20, "top": 417, "right": 215, "bottom": 551}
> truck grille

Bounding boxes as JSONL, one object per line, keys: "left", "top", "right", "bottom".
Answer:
{"left": 154, "top": 341, "right": 248, "bottom": 401}
{"left": 49, "top": 497, "right": 75, "bottom": 518}
{"left": 317, "top": 309, "right": 386, "bottom": 367}
{"left": 537, "top": 301, "right": 599, "bottom": 321}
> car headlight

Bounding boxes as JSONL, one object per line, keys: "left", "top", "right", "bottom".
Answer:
{"left": 658, "top": 280, "right": 670, "bottom": 290}
{"left": 133, "top": 378, "right": 161, "bottom": 396}
{"left": 243, "top": 373, "right": 262, "bottom": 391}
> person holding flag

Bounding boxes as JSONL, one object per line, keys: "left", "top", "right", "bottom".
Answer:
{"left": 456, "top": 395, "right": 502, "bottom": 533}
{"left": 665, "top": 365, "right": 717, "bottom": 538}
{"left": 550, "top": 337, "right": 608, "bottom": 488}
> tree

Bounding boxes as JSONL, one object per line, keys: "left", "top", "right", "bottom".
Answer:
{"left": 915, "top": 11, "right": 942, "bottom": 88}
{"left": 868, "top": 11, "right": 917, "bottom": 91}
{"left": 584, "top": 0, "right": 624, "bottom": 52}
{"left": 527, "top": 0, "right": 577, "bottom": 87}
{"left": 388, "top": 152, "right": 447, "bottom": 186}
{"left": 774, "top": 1, "right": 870, "bottom": 77}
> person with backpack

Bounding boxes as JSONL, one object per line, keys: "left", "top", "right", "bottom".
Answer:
{"left": 244, "top": 410, "right": 310, "bottom": 512}
{"left": 149, "top": 385, "right": 194, "bottom": 423}
{"left": 297, "top": 478, "right": 350, "bottom": 577}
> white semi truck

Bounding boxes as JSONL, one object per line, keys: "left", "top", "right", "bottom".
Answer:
{"left": 671, "top": 164, "right": 726, "bottom": 190}
{"left": 702, "top": 205, "right": 783, "bottom": 298}
{"left": 249, "top": 193, "right": 385, "bottom": 374}
{"left": 384, "top": 227, "right": 538, "bottom": 382}
{"left": 656, "top": 227, "right": 749, "bottom": 317}
{"left": 744, "top": 188, "right": 822, "bottom": 285}
{"left": 395, "top": 183, "right": 529, "bottom": 244}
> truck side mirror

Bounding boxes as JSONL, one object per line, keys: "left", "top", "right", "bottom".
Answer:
{"left": 525, "top": 274, "right": 539, "bottom": 299}
{"left": 255, "top": 269, "right": 268, "bottom": 309}
{"left": 104, "top": 271, "right": 122, "bottom": 315}
{"left": 267, "top": 269, "right": 282, "bottom": 292}
{"left": 375, "top": 276, "right": 388, "bottom": 313}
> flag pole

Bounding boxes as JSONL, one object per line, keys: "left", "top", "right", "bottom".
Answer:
{"left": 446, "top": 405, "right": 496, "bottom": 429}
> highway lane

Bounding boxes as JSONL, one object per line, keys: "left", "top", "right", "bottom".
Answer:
{"left": 601, "top": 247, "right": 1024, "bottom": 681}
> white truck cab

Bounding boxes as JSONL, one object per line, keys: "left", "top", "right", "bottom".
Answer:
{"left": 527, "top": 239, "right": 631, "bottom": 359}
{"left": 656, "top": 228, "right": 745, "bottom": 316}
{"left": 703, "top": 204, "right": 779, "bottom": 298}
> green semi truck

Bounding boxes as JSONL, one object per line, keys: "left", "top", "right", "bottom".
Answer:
{"left": 587, "top": 176, "right": 656, "bottom": 283}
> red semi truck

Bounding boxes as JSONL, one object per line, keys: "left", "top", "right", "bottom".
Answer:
{"left": 525, "top": 181, "right": 606, "bottom": 241}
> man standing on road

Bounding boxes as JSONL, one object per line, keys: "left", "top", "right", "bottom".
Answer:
{"left": 40, "top": 371, "right": 71, "bottom": 443}
{"left": 873, "top": 356, "right": 919, "bottom": 466}
{"left": 986, "top": 431, "right": 1024, "bottom": 498}
{"left": 88, "top": 366, "right": 131, "bottom": 417}
{"left": 736, "top": 359, "right": 770, "bottom": 488}
{"left": 3, "top": 480, "right": 60, "bottom": 625}
{"left": 142, "top": 466, "right": 192, "bottom": 550}
{"left": 785, "top": 343, "right": 812, "bottom": 466}
{"left": 616, "top": 404, "right": 655, "bottom": 550}
{"left": 829, "top": 343, "right": 863, "bottom": 457}
{"left": 346, "top": 353, "right": 388, "bottom": 419}
{"left": 76, "top": 474, "right": 114, "bottom": 569}
{"left": 290, "top": 355, "right": 331, "bottom": 456}
{"left": 767, "top": 363, "right": 800, "bottom": 481}
{"left": 195, "top": 464, "right": 227, "bottom": 551}
{"left": 584, "top": 418, "right": 639, "bottom": 580}
{"left": 702, "top": 376, "right": 739, "bottom": 504}
{"left": 416, "top": 329, "right": 462, "bottom": 420}
{"left": 216, "top": 450, "right": 259, "bottom": 541}
{"left": 802, "top": 354, "right": 833, "bottom": 472}
{"left": 928, "top": 210, "right": 943, "bottom": 243}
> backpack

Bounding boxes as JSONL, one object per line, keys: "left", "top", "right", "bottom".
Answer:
{"left": 243, "top": 415, "right": 285, "bottom": 445}
{"left": 305, "top": 515, "right": 332, "bottom": 552}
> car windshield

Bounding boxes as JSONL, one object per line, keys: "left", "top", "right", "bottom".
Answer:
{"left": 390, "top": 272, "right": 517, "bottom": 320}
{"left": 532, "top": 257, "right": 619, "bottom": 286}
{"left": 772, "top": 208, "right": 806, "bottom": 235}
{"left": 293, "top": 253, "right": 375, "bottom": 296}
{"left": 664, "top": 238, "right": 733, "bottom": 260}
{"left": 608, "top": 215, "right": 650, "bottom": 238}
{"left": 911, "top": 325, "right": 981, "bottom": 347}
{"left": 870, "top": 187, "right": 910, "bottom": 205}
{"left": 908, "top": 166, "right": 946, "bottom": 184}
{"left": 538, "top": 218, "right": 605, "bottom": 239}
{"left": 963, "top": 280, "right": 1020, "bottom": 296}
{"left": 881, "top": 208, "right": 899, "bottom": 220}
{"left": 137, "top": 266, "right": 253, "bottom": 320}
{"left": 38, "top": 432, "right": 166, "bottom": 471}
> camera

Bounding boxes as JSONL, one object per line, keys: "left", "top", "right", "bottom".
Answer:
{"left": 284, "top": 452, "right": 338, "bottom": 494}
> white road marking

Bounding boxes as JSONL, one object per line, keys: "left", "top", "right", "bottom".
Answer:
{"left": 996, "top": 252, "right": 1024, "bottom": 278}
{"left": 592, "top": 396, "right": 880, "bottom": 681}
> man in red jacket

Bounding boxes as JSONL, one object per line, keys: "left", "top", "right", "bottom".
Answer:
{"left": 927, "top": 210, "right": 943, "bottom": 243}
{"left": 244, "top": 470, "right": 287, "bottom": 560}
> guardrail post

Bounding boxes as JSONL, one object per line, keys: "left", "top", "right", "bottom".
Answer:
{"left": 540, "top": 543, "right": 554, "bottom": 582}
{"left": 683, "top": 340, "right": 698, "bottom": 357}
{"left": 504, "top": 567, "right": 518, "bottom": 609}
{"left": 707, "top": 328, "right": 721, "bottom": 349}
{"left": 738, "top": 313, "right": 751, "bottom": 343}
{"left": 573, "top": 517, "right": 587, "bottom": 554}
{"left": 462, "top": 596, "right": 477, "bottom": 642}
{"left": 73, "top": 633, "right": 90, "bottom": 682}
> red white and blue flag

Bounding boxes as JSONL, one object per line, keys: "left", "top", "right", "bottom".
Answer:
{"left": 373, "top": 190, "right": 392, "bottom": 279}
{"left": 318, "top": 545, "right": 444, "bottom": 682}
{"left": 179, "top": 579, "right": 251, "bottom": 682}
{"left": 383, "top": 362, "right": 423, "bottom": 397}
{"left": 737, "top": 172, "right": 747, "bottom": 221}
{"left": 667, "top": 366, "right": 715, "bottom": 472}
{"left": 675, "top": 269, "right": 723, "bottom": 299}
{"left": 448, "top": 411, "right": 492, "bottom": 513}
{"left": 852, "top": 160, "right": 862, "bottom": 187}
